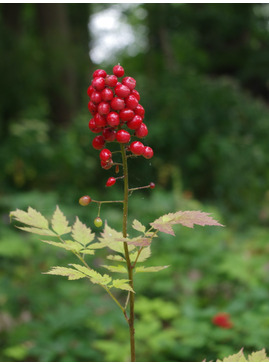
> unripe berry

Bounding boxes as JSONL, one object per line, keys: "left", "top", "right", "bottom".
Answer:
{"left": 150, "top": 182, "right": 155, "bottom": 189}
{"left": 92, "top": 77, "right": 105, "bottom": 91}
{"left": 103, "top": 128, "right": 116, "bottom": 142}
{"left": 98, "top": 101, "right": 110, "bottom": 115}
{"left": 135, "top": 123, "right": 148, "bottom": 138}
{"left": 79, "top": 195, "right": 92, "bottom": 206}
{"left": 115, "top": 84, "right": 131, "bottom": 98}
{"left": 116, "top": 130, "right": 131, "bottom": 144}
{"left": 92, "top": 135, "right": 105, "bottom": 150}
{"left": 93, "top": 69, "right": 107, "bottom": 78}
{"left": 94, "top": 217, "right": 103, "bottom": 228}
{"left": 127, "top": 115, "right": 143, "bottom": 130}
{"left": 113, "top": 65, "right": 124, "bottom": 77}
{"left": 91, "top": 91, "right": 102, "bottom": 104}
{"left": 143, "top": 146, "right": 154, "bottom": 159}
{"left": 125, "top": 95, "right": 139, "bottom": 109}
{"left": 87, "top": 85, "right": 94, "bottom": 97}
{"left": 130, "top": 141, "right": 145, "bottom": 155}
{"left": 110, "top": 97, "right": 125, "bottom": 111}
{"left": 88, "top": 101, "right": 97, "bottom": 115}
{"left": 122, "top": 76, "right": 136, "bottom": 90}
{"left": 106, "top": 177, "right": 116, "bottom": 187}
{"left": 105, "top": 74, "right": 118, "bottom": 87}
{"left": 135, "top": 104, "right": 145, "bottom": 117}
{"left": 101, "top": 87, "right": 114, "bottom": 101}
{"left": 100, "top": 148, "right": 112, "bottom": 161}
{"left": 107, "top": 111, "right": 120, "bottom": 127}
{"left": 94, "top": 113, "right": 107, "bottom": 128}
{"left": 119, "top": 108, "right": 135, "bottom": 122}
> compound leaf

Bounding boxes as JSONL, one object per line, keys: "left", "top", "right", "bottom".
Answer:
{"left": 43, "top": 266, "right": 86, "bottom": 280}
{"left": 69, "top": 264, "right": 112, "bottom": 286}
{"left": 101, "top": 265, "right": 127, "bottom": 273}
{"left": 135, "top": 265, "right": 169, "bottom": 273}
{"left": 150, "top": 211, "right": 223, "bottom": 236}
{"left": 132, "top": 219, "right": 146, "bottom": 233}
{"left": 10, "top": 207, "right": 49, "bottom": 229}
{"left": 72, "top": 217, "right": 94, "bottom": 246}
{"left": 51, "top": 206, "right": 71, "bottom": 235}
{"left": 112, "top": 279, "right": 135, "bottom": 293}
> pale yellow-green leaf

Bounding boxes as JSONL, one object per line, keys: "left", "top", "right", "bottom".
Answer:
{"left": 51, "top": 206, "right": 71, "bottom": 235}
{"left": 17, "top": 226, "right": 56, "bottom": 236}
{"left": 41, "top": 240, "right": 67, "bottom": 249}
{"left": 248, "top": 349, "right": 269, "bottom": 362}
{"left": 69, "top": 264, "right": 112, "bottom": 286}
{"left": 129, "top": 246, "right": 151, "bottom": 263}
{"left": 132, "top": 219, "right": 146, "bottom": 233}
{"left": 10, "top": 207, "right": 49, "bottom": 229}
{"left": 71, "top": 217, "right": 94, "bottom": 246}
{"left": 43, "top": 266, "right": 86, "bottom": 280}
{"left": 112, "top": 279, "right": 135, "bottom": 293}
{"left": 106, "top": 254, "right": 125, "bottom": 262}
{"left": 101, "top": 265, "right": 127, "bottom": 273}
{"left": 80, "top": 249, "right": 95, "bottom": 255}
{"left": 99, "top": 223, "right": 136, "bottom": 254}
{"left": 123, "top": 236, "right": 151, "bottom": 247}
{"left": 217, "top": 348, "right": 247, "bottom": 362}
{"left": 135, "top": 265, "right": 169, "bottom": 273}
{"left": 64, "top": 240, "right": 84, "bottom": 251}
{"left": 88, "top": 242, "right": 107, "bottom": 250}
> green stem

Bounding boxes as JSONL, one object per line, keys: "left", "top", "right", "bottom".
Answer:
{"left": 120, "top": 144, "right": 136, "bottom": 362}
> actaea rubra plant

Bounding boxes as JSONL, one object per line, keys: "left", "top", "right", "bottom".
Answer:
{"left": 10, "top": 65, "right": 223, "bottom": 362}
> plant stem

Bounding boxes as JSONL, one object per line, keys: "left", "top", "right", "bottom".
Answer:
{"left": 120, "top": 144, "right": 136, "bottom": 362}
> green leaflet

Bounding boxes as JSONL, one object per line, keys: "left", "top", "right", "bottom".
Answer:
{"left": 43, "top": 266, "right": 86, "bottom": 280}
{"left": 129, "top": 246, "right": 151, "bottom": 263}
{"left": 132, "top": 219, "right": 146, "bottom": 233}
{"left": 17, "top": 226, "right": 56, "bottom": 236}
{"left": 101, "top": 265, "right": 127, "bottom": 273}
{"left": 112, "top": 279, "right": 135, "bottom": 293}
{"left": 51, "top": 206, "right": 71, "bottom": 235}
{"left": 106, "top": 254, "right": 125, "bottom": 262}
{"left": 135, "top": 265, "right": 169, "bottom": 273}
{"left": 217, "top": 348, "right": 269, "bottom": 362}
{"left": 10, "top": 207, "right": 49, "bottom": 229}
{"left": 69, "top": 264, "right": 112, "bottom": 286}
{"left": 71, "top": 217, "right": 95, "bottom": 246}
{"left": 99, "top": 223, "right": 136, "bottom": 254}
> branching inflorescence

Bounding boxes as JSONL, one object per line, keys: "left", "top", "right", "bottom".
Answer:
{"left": 10, "top": 64, "right": 223, "bottom": 362}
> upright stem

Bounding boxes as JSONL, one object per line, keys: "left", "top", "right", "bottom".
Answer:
{"left": 120, "top": 144, "right": 136, "bottom": 362}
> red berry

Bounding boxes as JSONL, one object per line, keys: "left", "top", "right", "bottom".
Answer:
{"left": 79, "top": 195, "right": 92, "bottom": 206}
{"left": 105, "top": 74, "right": 118, "bottom": 87}
{"left": 100, "top": 148, "right": 112, "bottom": 161}
{"left": 135, "top": 104, "right": 145, "bottom": 117}
{"left": 103, "top": 128, "right": 116, "bottom": 142}
{"left": 135, "top": 123, "right": 148, "bottom": 138}
{"left": 119, "top": 108, "right": 135, "bottom": 122}
{"left": 92, "top": 135, "right": 105, "bottom": 150}
{"left": 131, "top": 89, "right": 140, "bottom": 101}
{"left": 149, "top": 182, "right": 155, "bottom": 189}
{"left": 88, "top": 118, "right": 102, "bottom": 133}
{"left": 88, "top": 101, "right": 97, "bottom": 115}
{"left": 130, "top": 141, "right": 145, "bottom": 155}
{"left": 113, "top": 65, "right": 124, "bottom": 77}
{"left": 101, "top": 158, "right": 113, "bottom": 169}
{"left": 106, "top": 177, "right": 116, "bottom": 187}
{"left": 143, "top": 146, "right": 154, "bottom": 159}
{"left": 127, "top": 115, "right": 142, "bottom": 130}
{"left": 91, "top": 91, "right": 102, "bottom": 104}
{"left": 125, "top": 94, "right": 139, "bottom": 109}
{"left": 98, "top": 101, "right": 110, "bottom": 115}
{"left": 93, "top": 69, "right": 107, "bottom": 78}
{"left": 94, "top": 113, "right": 107, "bottom": 128}
{"left": 110, "top": 97, "right": 125, "bottom": 110}
{"left": 107, "top": 111, "right": 120, "bottom": 127}
{"left": 115, "top": 84, "right": 131, "bottom": 98}
{"left": 101, "top": 87, "right": 114, "bottom": 101}
{"left": 116, "top": 130, "right": 131, "bottom": 143}
{"left": 122, "top": 76, "right": 136, "bottom": 90}
{"left": 87, "top": 85, "right": 94, "bottom": 97}
{"left": 92, "top": 77, "right": 105, "bottom": 91}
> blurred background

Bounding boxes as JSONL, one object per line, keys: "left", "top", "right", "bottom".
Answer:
{"left": 1, "top": 3, "right": 269, "bottom": 361}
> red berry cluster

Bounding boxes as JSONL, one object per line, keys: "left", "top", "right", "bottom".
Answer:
{"left": 212, "top": 313, "right": 233, "bottom": 329}
{"left": 87, "top": 65, "right": 154, "bottom": 171}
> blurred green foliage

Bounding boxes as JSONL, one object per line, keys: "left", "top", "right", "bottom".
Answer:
{"left": 1, "top": 3, "right": 269, "bottom": 362}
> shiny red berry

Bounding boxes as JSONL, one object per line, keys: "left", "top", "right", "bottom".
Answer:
{"left": 101, "top": 158, "right": 113, "bottom": 169}
{"left": 135, "top": 123, "right": 148, "bottom": 138}
{"left": 92, "top": 135, "right": 105, "bottom": 150}
{"left": 103, "top": 128, "right": 116, "bottom": 142}
{"left": 119, "top": 108, "right": 135, "bottom": 122}
{"left": 98, "top": 101, "right": 110, "bottom": 115}
{"left": 92, "top": 77, "right": 105, "bottom": 91}
{"left": 115, "top": 84, "right": 131, "bottom": 98}
{"left": 88, "top": 101, "right": 97, "bottom": 115}
{"left": 130, "top": 141, "right": 145, "bottom": 155}
{"left": 113, "top": 65, "right": 124, "bottom": 77}
{"left": 94, "top": 113, "right": 107, "bottom": 128}
{"left": 125, "top": 94, "right": 139, "bottom": 109}
{"left": 131, "top": 89, "right": 140, "bottom": 101}
{"left": 143, "top": 146, "right": 154, "bottom": 159}
{"left": 116, "top": 130, "right": 131, "bottom": 143}
{"left": 122, "top": 76, "right": 136, "bottom": 90}
{"left": 110, "top": 97, "right": 125, "bottom": 110}
{"left": 91, "top": 91, "right": 102, "bottom": 104}
{"left": 79, "top": 195, "right": 92, "bottom": 206}
{"left": 93, "top": 69, "right": 107, "bottom": 78}
{"left": 106, "top": 177, "right": 116, "bottom": 187}
{"left": 107, "top": 111, "right": 120, "bottom": 127}
{"left": 149, "top": 182, "right": 155, "bottom": 189}
{"left": 101, "top": 87, "right": 114, "bottom": 101}
{"left": 105, "top": 74, "right": 118, "bottom": 87}
{"left": 87, "top": 85, "right": 94, "bottom": 97}
{"left": 127, "top": 115, "right": 142, "bottom": 130}
{"left": 135, "top": 104, "right": 145, "bottom": 117}
{"left": 100, "top": 148, "right": 112, "bottom": 161}
{"left": 88, "top": 118, "right": 102, "bottom": 133}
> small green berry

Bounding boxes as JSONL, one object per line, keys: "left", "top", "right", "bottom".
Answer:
{"left": 94, "top": 217, "right": 103, "bottom": 228}
{"left": 79, "top": 195, "right": 91, "bottom": 206}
